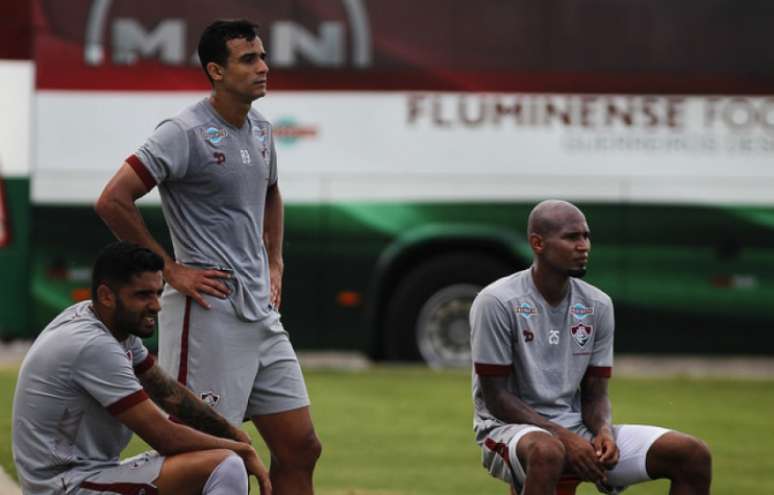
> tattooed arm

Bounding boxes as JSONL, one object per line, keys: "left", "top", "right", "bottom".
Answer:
{"left": 137, "top": 361, "right": 250, "bottom": 444}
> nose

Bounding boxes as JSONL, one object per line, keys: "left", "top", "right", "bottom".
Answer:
{"left": 148, "top": 296, "right": 161, "bottom": 313}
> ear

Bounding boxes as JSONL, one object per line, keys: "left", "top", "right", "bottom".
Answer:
{"left": 95, "top": 283, "right": 116, "bottom": 309}
{"left": 528, "top": 233, "right": 544, "bottom": 254}
{"left": 207, "top": 61, "right": 225, "bottom": 82}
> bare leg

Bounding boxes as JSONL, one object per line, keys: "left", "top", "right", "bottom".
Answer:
{"left": 252, "top": 406, "right": 322, "bottom": 495}
{"left": 155, "top": 449, "right": 239, "bottom": 495}
{"left": 516, "top": 431, "right": 566, "bottom": 495}
{"left": 645, "top": 431, "right": 712, "bottom": 495}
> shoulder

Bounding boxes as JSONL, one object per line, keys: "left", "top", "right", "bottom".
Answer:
{"left": 248, "top": 107, "right": 271, "bottom": 126}
{"left": 478, "top": 269, "right": 531, "bottom": 304}
{"left": 571, "top": 278, "right": 613, "bottom": 308}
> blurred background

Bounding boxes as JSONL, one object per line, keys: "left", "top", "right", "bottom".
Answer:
{"left": 1, "top": 0, "right": 773, "bottom": 369}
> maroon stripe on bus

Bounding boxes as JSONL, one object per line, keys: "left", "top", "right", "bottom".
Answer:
{"left": 177, "top": 297, "right": 192, "bottom": 385}
{"left": 80, "top": 480, "right": 158, "bottom": 495}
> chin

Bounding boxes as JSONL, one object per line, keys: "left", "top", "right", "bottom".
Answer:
{"left": 568, "top": 268, "right": 587, "bottom": 278}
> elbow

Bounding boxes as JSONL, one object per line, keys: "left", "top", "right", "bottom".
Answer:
{"left": 94, "top": 191, "right": 113, "bottom": 220}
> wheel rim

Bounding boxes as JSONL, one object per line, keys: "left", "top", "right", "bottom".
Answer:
{"left": 415, "top": 283, "right": 480, "bottom": 369}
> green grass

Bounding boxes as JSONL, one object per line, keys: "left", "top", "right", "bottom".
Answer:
{"left": 2, "top": 365, "right": 773, "bottom": 494}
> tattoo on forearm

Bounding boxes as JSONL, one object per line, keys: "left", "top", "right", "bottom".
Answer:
{"left": 141, "top": 366, "right": 236, "bottom": 440}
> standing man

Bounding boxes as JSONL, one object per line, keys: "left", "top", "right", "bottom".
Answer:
{"left": 470, "top": 200, "right": 712, "bottom": 495}
{"left": 96, "top": 19, "right": 321, "bottom": 494}
{"left": 12, "top": 241, "right": 271, "bottom": 495}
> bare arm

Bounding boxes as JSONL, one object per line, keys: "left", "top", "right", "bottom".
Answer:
{"left": 480, "top": 375, "right": 572, "bottom": 435}
{"left": 480, "top": 374, "right": 607, "bottom": 482}
{"left": 581, "top": 373, "right": 619, "bottom": 468}
{"left": 137, "top": 361, "right": 249, "bottom": 444}
{"left": 116, "top": 398, "right": 270, "bottom": 493}
{"left": 96, "top": 162, "right": 230, "bottom": 308}
{"left": 95, "top": 162, "right": 173, "bottom": 266}
{"left": 263, "top": 182, "right": 284, "bottom": 309}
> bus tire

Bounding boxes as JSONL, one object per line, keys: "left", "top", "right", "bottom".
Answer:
{"left": 383, "top": 253, "right": 513, "bottom": 368}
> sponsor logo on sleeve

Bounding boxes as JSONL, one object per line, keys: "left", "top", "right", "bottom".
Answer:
{"left": 570, "top": 303, "right": 593, "bottom": 320}
{"left": 515, "top": 302, "right": 538, "bottom": 320}
{"left": 571, "top": 323, "right": 593, "bottom": 347}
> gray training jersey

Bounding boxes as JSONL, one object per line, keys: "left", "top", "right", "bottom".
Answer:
{"left": 130, "top": 98, "right": 279, "bottom": 322}
{"left": 12, "top": 301, "right": 154, "bottom": 495}
{"left": 470, "top": 268, "right": 614, "bottom": 443}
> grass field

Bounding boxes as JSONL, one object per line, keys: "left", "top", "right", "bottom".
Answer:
{"left": 2, "top": 364, "right": 773, "bottom": 494}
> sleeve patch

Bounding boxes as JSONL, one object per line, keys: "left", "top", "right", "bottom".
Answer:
{"left": 585, "top": 366, "right": 612, "bottom": 378}
{"left": 133, "top": 353, "right": 156, "bottom": 375}
{"left": 474, "top": 363, "right": 512, "bottom": 376}
{"left": 126, "top": 155, "right": 157, "bottom": 190}
{"left": 106, "top": 389, "right": 149, "bottom": 416}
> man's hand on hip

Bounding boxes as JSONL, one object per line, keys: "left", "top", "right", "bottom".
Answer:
{"left": 164, "top": 263, "right": 231, "bottom": 309}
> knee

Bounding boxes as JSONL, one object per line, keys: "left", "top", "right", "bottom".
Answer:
{"left": 525, "top": 438, "right": 566, "bottom": 477}
{"left": 651, "top": 433, "right": 712, "bottom": 484}
{"left": 679, "top": 437, "right": 712, "bottom": 482}
{"left": 275, "top": 430, "right": 322, "bottom": 470}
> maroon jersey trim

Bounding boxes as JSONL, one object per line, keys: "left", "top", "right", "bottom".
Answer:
{"left": 106, "top": 389, "right": 149, "bottom": 416}
{"left": 126, "top": 155, "right": 157, "bottom": 191}
{"left": 474, "top": 363, "right": 511, "bottom": 376}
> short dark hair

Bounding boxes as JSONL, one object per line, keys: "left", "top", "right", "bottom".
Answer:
{"left": 198, "top": 19, "right": 260, "bottom": 82}
{"left": 91, "top": 241, "right": 164, "bottom": 297}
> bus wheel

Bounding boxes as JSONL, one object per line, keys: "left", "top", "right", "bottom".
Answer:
{"left": 383, "top": 254, "right": 512, "bottom": 368}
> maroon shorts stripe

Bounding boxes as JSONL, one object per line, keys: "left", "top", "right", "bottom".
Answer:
{"left": 80, "top": 480, "right": 158, "bottom": 495}
{"left": 126, "top": 155, "right": 157, "bottom": 191}
{"left": 106, "top": 390, "right": 149, "bottom": 416}
{"left": 585, "top": 366, "right": 613, "bottom": 378}
{"left": 484, "top": 437, "right": 511, "bottom": 464}
{"left": 475, "top": 363, "right": 512, "bottom": 376}
{"left": 176, "top": 297, "right": 192, "bottom": 385}
{"left": 133, "top": 353, "right": 155, "bottom": 375}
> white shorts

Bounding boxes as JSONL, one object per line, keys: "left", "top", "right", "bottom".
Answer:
{"left": 75, "top": 451, "right": 164, "bottom": 494}
{"left": 481, "top": 423, "right": 670, "bottom": 493}
{"left": 158, "top": 287, "right": 310, "bottom": 426}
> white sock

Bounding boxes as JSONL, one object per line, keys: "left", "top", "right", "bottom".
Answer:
{"left": 202, "top": 453, "right": 248, "bottom": 495}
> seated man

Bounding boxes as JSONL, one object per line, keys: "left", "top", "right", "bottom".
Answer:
{"left": 470, "top": 200, "right": 712, "bottom": 495}
{"left": 12, "top": 241, "right": 271, "bottom": 495}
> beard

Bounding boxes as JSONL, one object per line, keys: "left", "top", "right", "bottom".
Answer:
{"left": 114, "top": 298, "right": 154, "bottom": 339}
{"left": 568, "top": 268, "right": 587, "bottom": 278}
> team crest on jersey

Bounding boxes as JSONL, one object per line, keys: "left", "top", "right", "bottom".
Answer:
{"left": 202, "top": 126, "right": 228, "bottom": 144}
{"left": 515, "top": 302, "right": 538, "bottom": 319}
{"left": 571, "top": 323, "right": 593, "bottom": 347}
{"left": 200, "top": 391, "right": 221, "bottom": 407}
{"left": 522, "top": 329, "right": 534, "bottom": 342}
{"left": 570, "top": 303, "right": 593, "bottom": 320}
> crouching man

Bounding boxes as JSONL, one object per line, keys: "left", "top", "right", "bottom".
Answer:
{"left": 12, "top": 241, "right": 271, "bottom": 495}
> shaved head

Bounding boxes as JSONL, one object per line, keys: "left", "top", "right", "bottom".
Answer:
{"left": 527, "top": 200, "right": 585, "bottom": 237}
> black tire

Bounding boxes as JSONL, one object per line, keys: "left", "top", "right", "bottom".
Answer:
{"left": 383, "top": 253, "right": 513, "bottom": 367}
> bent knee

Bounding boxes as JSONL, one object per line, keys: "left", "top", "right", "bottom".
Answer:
{"left": 648, "top": 432, "right": 712, "bottom": 480}
{"left": 275, "top": 430, "right": 322, "bottom": 469}
{"left": 524, "top": 435, "right": 566, "bottom": 471}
